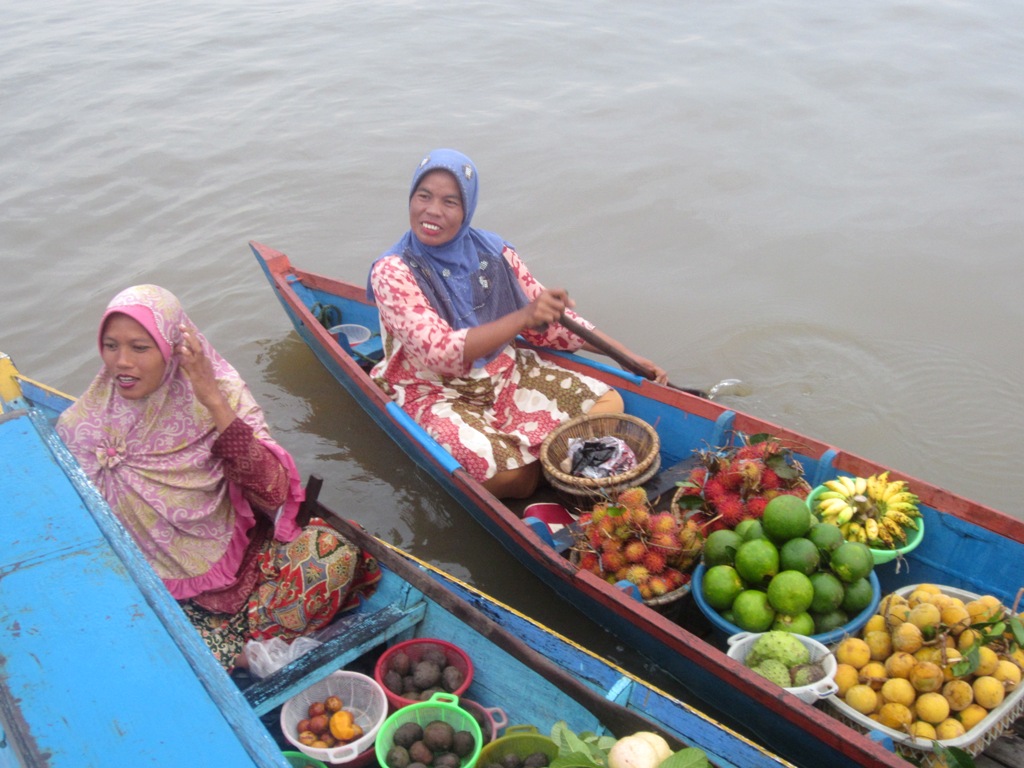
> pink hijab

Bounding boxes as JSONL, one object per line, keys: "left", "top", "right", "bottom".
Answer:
{"left": 57, "top": 285, "right": 302, "bottom": 599}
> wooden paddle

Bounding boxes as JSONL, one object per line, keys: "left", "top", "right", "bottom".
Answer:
{"left": 557, "top": 314, "right": 709, "bottom": 399}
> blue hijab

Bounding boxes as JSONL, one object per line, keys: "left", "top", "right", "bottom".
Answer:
{"left": 368, "top": 149, "right": 528, "bottom": 338}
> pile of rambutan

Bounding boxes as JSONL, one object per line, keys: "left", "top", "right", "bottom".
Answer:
{"left": 673, "top": 434, "right": 811, "bottom": 534}
{"left": 572, "top": 487, "right": 704, "bottom": 602}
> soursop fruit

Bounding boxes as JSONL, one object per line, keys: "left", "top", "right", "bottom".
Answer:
{"left": 752, "top": 659, "right": 792, "bottom": 688}
{"left": 789, "top": 662, "right": 825, "bottom": 687}
{"left": 744, "top": 630, "right": 810, "bottom": 669}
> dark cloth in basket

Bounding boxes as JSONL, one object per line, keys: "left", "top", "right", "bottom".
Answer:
{"left": 568, "top": 436, "right": 637, "bottom": 479}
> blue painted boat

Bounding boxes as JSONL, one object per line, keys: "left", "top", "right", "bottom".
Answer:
{"left": 1, "top": 352, "right": 785, "bottom": 768}
{"left": 0, "top": 354, "right": 293, "bottom": 767}
{"left": 250, "top": 240, "right": 1024, "bottom": 768}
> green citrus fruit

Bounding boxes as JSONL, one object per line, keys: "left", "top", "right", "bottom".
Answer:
{"left": 703, "top": 529, "right": 744, "bottom": 567}
{"left": 772, "top": 611, "right": 816, "bottom": 635}
{"left": 767, "top": 570, "right": 815, "bottom": 615}
{"left": 734, "top": 519, "right": 764, "bottom": 541}
{"left": 779, "top": 537, "right": 821, "bottom": 576}
{"left": 762, "top": 494, "right": 812, "bottom": 544}
{"left": 840, "top": 576, "right": 875, "bottom": 614}
{"left": 809, "top": 571, "right": 846, "bottom": 614}
{"left": 830, "top": 541, "right": 874, "bottom": 583}
{"left": 733, "top": 538, "right": 780, "bottom": 587}
{"left": 813, "top": 608, "right": 850, "bottom": 634}
{"left": 731, "top": 589, "right": 776, "bottom": 632}
{"left": 808, "top": 522, "right": 845, "bottom": 556}
{"left": 701, "top": 564, "right": 745, "bottom": 610}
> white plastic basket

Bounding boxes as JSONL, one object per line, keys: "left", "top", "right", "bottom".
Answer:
{"left": 726, "top": 631, "right": 838, "bottom": 704}
{"left": 280, "top": 670, "right": 389, "bottom": 765}
{"left": 823, "top": 583, "right": 1024, "bottom": 767}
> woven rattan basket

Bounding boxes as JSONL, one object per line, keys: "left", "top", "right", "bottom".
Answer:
{"left": 539, "top": 413, "right": 660, "bottom": 502}
{"left": 568, "top": 547, "right": 690, "bottom": 610}
{"left": 669, "top": 484, "right": 691, "bottom": 517}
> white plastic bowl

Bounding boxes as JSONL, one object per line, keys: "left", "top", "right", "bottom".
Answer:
{"left": 328, "top": 324, "right": 371, "bottom": 347}
{"left": 726, "top": 631, "right": 839, "bottom": 704}
{"left": 280, "top": 670, "right": 388, "bottom": 765}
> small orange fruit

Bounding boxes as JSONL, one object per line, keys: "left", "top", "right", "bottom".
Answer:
{"left": 973, "top": 675, "right": 1006, "bottom": 709}
{"left": 957, "top": 703, "right": 989, "bottom": 731}
{"left": 884, "top": 651, "right": 918, "bottom": 680}
{"left": 844, "top": 684, "right": 879, "bottom": 715}
{"left": 915, "top": 692, "right": 950, "bottom": 725}
{"left": 909, "top": 661, "right": 944, "bottom": 693}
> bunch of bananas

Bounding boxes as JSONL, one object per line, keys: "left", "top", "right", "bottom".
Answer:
{"left": 813, "top": 471, "right": 921, "bottom": 549}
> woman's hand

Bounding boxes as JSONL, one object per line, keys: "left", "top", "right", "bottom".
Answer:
{"left": 634, "top": 355, "right": 669, "bottom": 385}
{"left": 521, "top": 288, "right": 575, "bottom": 330}
{"left": 462, "top": 288, "right": 575, "bottom": 366}
{"left": 177, "top": 326, "right": 237, "bottom": 431}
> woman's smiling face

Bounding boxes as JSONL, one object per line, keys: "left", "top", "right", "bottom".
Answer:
{"left": 101, "top": 313, "right": 166, "bottom": 400}
{"left": 409, "top": 169, "right": 464, "bottom": 246}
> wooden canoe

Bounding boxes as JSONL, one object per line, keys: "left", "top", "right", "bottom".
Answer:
{"left": 0, "top": 352, "right": 786, "bottom": 767}
{"left": 250, "top": 240, "right": 1024, "bottom": 768}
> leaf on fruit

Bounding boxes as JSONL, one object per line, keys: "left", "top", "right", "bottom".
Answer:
{"left": 660, "top": 749, "right": 710, "bottom": 768}
{"left": 1009, "top": 615, "right": 1024, "bottom": 646}
{"left": 951, "top": 643, "right": 980, "bottom": 678}
{"left": 932, "top": 742, "right": 975, "bottom": 768}
{"left": 551, "top": 752, "right": 600, "bottom": 768}
{"left": 674, "top": 494, "right": 705, "bottom": 511}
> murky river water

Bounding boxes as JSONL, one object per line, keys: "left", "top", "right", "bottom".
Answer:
{"left": 4, "top": 0, "right": 1023, "bottom": 680}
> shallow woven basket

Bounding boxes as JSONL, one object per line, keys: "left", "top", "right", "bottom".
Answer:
{"left": 568, "top": 548, "right": 690, "bottom": 610}
{"left": 669, "top": 484, "right": 691, "bottom": 517}
{"left": 539, "top": 413, "right": 660, "bottom": 500}
{"left": 644, "top": 583, "right": 690, "bottom": 609}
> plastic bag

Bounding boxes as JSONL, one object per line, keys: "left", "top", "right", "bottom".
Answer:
{"left": 244, "top": 636, "right": 322, "bottom": 678}
{"left": 565, "top": 436, "right": 637, "bottom": 479}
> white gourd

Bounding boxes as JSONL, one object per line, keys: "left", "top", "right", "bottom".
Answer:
{"left": 607, "top": 735, "right": 660, "bottom": 768}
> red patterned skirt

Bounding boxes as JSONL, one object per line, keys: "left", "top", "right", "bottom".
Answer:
{"left": 182, "top": 518, "right": 380, "bottom": 669}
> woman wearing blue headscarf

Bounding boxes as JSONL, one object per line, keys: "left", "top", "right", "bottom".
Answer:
{"left": 368, "top": 149, "right": 667, "bottom": 499}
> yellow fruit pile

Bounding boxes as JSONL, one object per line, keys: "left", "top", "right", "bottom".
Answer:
{"left": 831, "top": 583, "right": 1024, "bottom": 742}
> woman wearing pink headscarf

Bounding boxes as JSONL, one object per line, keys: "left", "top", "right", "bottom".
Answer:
{"left": 57, "top": 285, "right": 379, "bottom": 669}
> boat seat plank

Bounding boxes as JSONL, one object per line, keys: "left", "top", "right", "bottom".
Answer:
{"left": 642, "top": 455, "right": 700, "bottom": 507}
{"left": 243, "top": 600, "right": 426, "bottom": 715}
{"left": 978, "top": 726, "right": 1024, "bottom": 768}
{"left": 709, "top": 410, "right": 736, "bottom": 447}
{"left": 806, "top": 448, "right": 840, "bottom": 487}
{"left": 523, "top": 516, "right": 578, "bottom": 552}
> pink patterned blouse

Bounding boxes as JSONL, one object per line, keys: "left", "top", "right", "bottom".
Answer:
{"left": 369, "top": 245, "right": 610, "bottom": 482}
